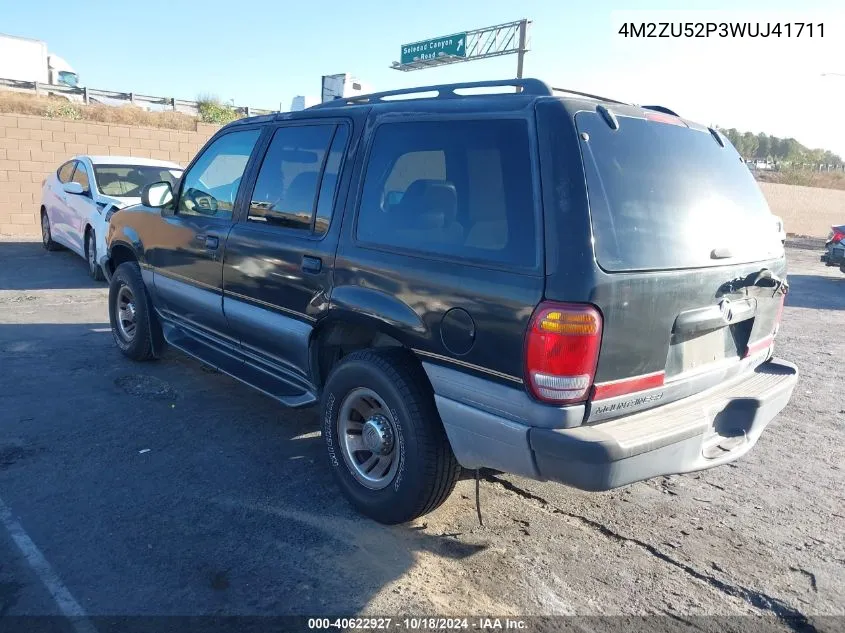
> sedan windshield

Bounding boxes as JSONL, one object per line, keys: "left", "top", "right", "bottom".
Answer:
{"left": 93, "top": 165, "right": 183, "bottom": 198}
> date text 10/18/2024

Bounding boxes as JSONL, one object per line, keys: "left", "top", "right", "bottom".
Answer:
{"left": 308, "top": 618, "right": 528, "bottom": 630}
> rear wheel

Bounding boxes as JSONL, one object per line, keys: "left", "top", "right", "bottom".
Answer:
{"left": 86, "top": 229, "right": 105, "bottom": 281}
{"left": 108, "top": 261, "right": 159, "bottom": 361}
{"left": 321, "top": 348, "right": 460, "bottom": 524}
{"left": 40, "top": 211, "right": 60, "bottom": 251}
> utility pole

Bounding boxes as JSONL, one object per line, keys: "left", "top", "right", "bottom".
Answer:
{"left": 516, "top": 19, "right": 529, "bottom": 79}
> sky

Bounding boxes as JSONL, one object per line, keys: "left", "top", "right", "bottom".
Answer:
{"left": 3, "top": 0, "right": 844, "bottom": 156}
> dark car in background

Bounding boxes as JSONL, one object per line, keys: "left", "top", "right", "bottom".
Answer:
{"left": 821, "top": 224, "right": 845, "bottom": 268}
{"left": 102, "top": 78, "right": 798, "bottom": 524}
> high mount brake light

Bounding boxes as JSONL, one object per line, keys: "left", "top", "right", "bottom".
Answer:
{"left": 645, "top": 112, "right": 687, "bottom": 127}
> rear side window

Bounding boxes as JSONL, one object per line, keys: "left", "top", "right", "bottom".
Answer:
{"left": 577, "top": 112, "right": 781, "bottom": 271}
{"left": 57, "top": 161, "right": 75, "bottom": 183}
{"left": 248, "top": 124, "right": 346, "bottom": 234}
{"left": 356, "top": 119, "right": 536, "bottom": 268}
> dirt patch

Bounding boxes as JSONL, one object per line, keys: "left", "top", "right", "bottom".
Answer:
{"left": 114, "top": 374, "right": 179, "bottom": 401}
{"left": 755, "top": 170, "right": 845, "bottom": 191}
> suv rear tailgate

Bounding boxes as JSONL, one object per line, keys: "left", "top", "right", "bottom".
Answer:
{"left": 540, "top": 102, "right": 788, "bottom": 421}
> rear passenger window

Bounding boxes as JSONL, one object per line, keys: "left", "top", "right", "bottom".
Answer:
{"left": 356, "top": 120, "right": 536, "bottom": 268}
{"left": 248, "top": 124, "right": 336, "bottom": 231}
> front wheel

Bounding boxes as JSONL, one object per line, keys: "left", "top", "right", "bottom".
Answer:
{"left": 108, "top": 262, "right": 158, "bottom": 361}
{"left": 321, "top": 348, "right": 460, "bottom": 524}
{"left": 86, "top": 230, "right": 105, "bottom": 281}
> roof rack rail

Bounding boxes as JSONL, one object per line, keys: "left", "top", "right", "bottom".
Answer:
{"left": 309, "top": 78, "right": 554, "bottom": 108}
{"left": 641, "top": 105, "right": 680, "bottom": 117}
{"left": 549, "top": 87, "right": 628, "bottom": 105}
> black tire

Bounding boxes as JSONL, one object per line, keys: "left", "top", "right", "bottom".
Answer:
{"left": 86, "top": 229, "right": 105, "bottom": 281}
{"left": 40, "top": 210, "right": 60, "bottom": 251}
{"left": 108, "top": 261, "right": 159, "bottom": 361}
{"left": 321, "top": 348, "right": 460, "bottom": 524}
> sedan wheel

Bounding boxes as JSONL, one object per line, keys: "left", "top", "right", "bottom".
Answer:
{"left": 86, "top": 230, "right": 104, "bottom": 281}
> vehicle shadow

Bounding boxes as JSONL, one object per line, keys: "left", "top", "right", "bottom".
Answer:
{"left": 0, "top": 321, "right": 487, "bottom": 617}
{"left": 786, "top": 274, "right": 845, "bottom": 311}
{"left": 0, "top": 241, "right": 104, "bottom": 290}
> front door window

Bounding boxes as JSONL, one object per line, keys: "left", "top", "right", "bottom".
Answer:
{"left": 177, "top": 130, "right": 261, "bottom": 219}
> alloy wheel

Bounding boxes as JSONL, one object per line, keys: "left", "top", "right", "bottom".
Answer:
{"left": 337, "top": 387, "right": 401, "bottom": 490}
{"left": 115, "top": 285, "right": 137, "bottom": 342}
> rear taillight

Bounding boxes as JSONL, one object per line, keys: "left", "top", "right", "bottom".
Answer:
{"left": 831, "top": 229, "right": 845, "bottom": 243}
{"left": 524, "top": 302, "right": 602, "bottom": 404}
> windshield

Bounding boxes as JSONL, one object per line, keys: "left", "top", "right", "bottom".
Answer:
{"left": 57, "top": 71, "right": 78, "bottom": 87}
{"left": 577, "top": 112, "right": 782, "bottom": 271}
{"left": 93, "top": 165, "right": 183, "bottom": 199}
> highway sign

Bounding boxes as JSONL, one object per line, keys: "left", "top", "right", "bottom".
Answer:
{"left": 400, "top": 33, "right": 467, "bottom": 65}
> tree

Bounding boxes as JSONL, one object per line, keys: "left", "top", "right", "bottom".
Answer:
{"left": 714, "top": 126, "right": 842, "bottom": 165}
{"left": 740, "top": 132, "right": 759, "bottom": 158}
{"left": 756, "top": 133, "right": 770, "bottom": 160}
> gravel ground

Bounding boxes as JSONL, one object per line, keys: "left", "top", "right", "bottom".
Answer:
{"left": 0, "top": 238, "right": 842, "bottom": 631}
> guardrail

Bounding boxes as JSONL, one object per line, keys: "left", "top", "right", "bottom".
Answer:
{"left": 0, "top": 77, "right": 275, "bottom": 117}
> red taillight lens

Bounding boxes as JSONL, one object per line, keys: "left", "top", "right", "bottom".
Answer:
{"left": 645, "top": 112, "right": 687, "bottom": 127}
{"left": 832, "top": 230, "right": 845, "bottom": 243}
{"left": 525, "top": 302, "right": 602, "bottom": 404}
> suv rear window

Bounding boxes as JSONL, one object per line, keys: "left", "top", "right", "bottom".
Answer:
{"left": 356, "top": 119, "right": 537, "bottom": 268}
{"left": 577, "top": 112, "right": 782, "bottom": 271}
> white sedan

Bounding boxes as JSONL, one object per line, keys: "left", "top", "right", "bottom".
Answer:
{"left": 39, "top": 156, "right": 183, "bottom": 279}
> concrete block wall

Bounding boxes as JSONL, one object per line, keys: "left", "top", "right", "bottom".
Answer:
{"left": 0, "top": 114, "right": 220, "bottom": 236}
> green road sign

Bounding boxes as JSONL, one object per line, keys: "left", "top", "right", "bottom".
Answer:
{"left": 401, "top": 32, "right": 467, "bottom": 65}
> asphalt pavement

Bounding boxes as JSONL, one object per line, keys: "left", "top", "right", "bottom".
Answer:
{"left": 0, "top": 238, "right": 842, "bottom": 631}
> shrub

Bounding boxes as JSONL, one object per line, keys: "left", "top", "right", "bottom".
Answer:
{"left": 45, "top": 101, "right": 83, "bottom": 120}
{"left": 197, "top": 95, "right": 243, "bottom": 125}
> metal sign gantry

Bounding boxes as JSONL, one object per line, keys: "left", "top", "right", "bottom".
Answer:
{"left": 392, "top": 19, "right": 531, "bottom": 78}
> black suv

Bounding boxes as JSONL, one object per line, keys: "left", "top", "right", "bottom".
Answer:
{"left": 105, "top": 78, "right": 798, "bottom": 524}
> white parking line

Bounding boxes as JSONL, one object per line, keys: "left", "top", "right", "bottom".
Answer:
{"left": 0, "top": 497, "right": 97, "bottom": 633}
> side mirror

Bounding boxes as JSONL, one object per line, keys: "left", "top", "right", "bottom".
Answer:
{"left": 141, "top": 181, "right": 174, "bottom": 208}
{"left": 62, "top": 182, "right": 85, "bottom": 195}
